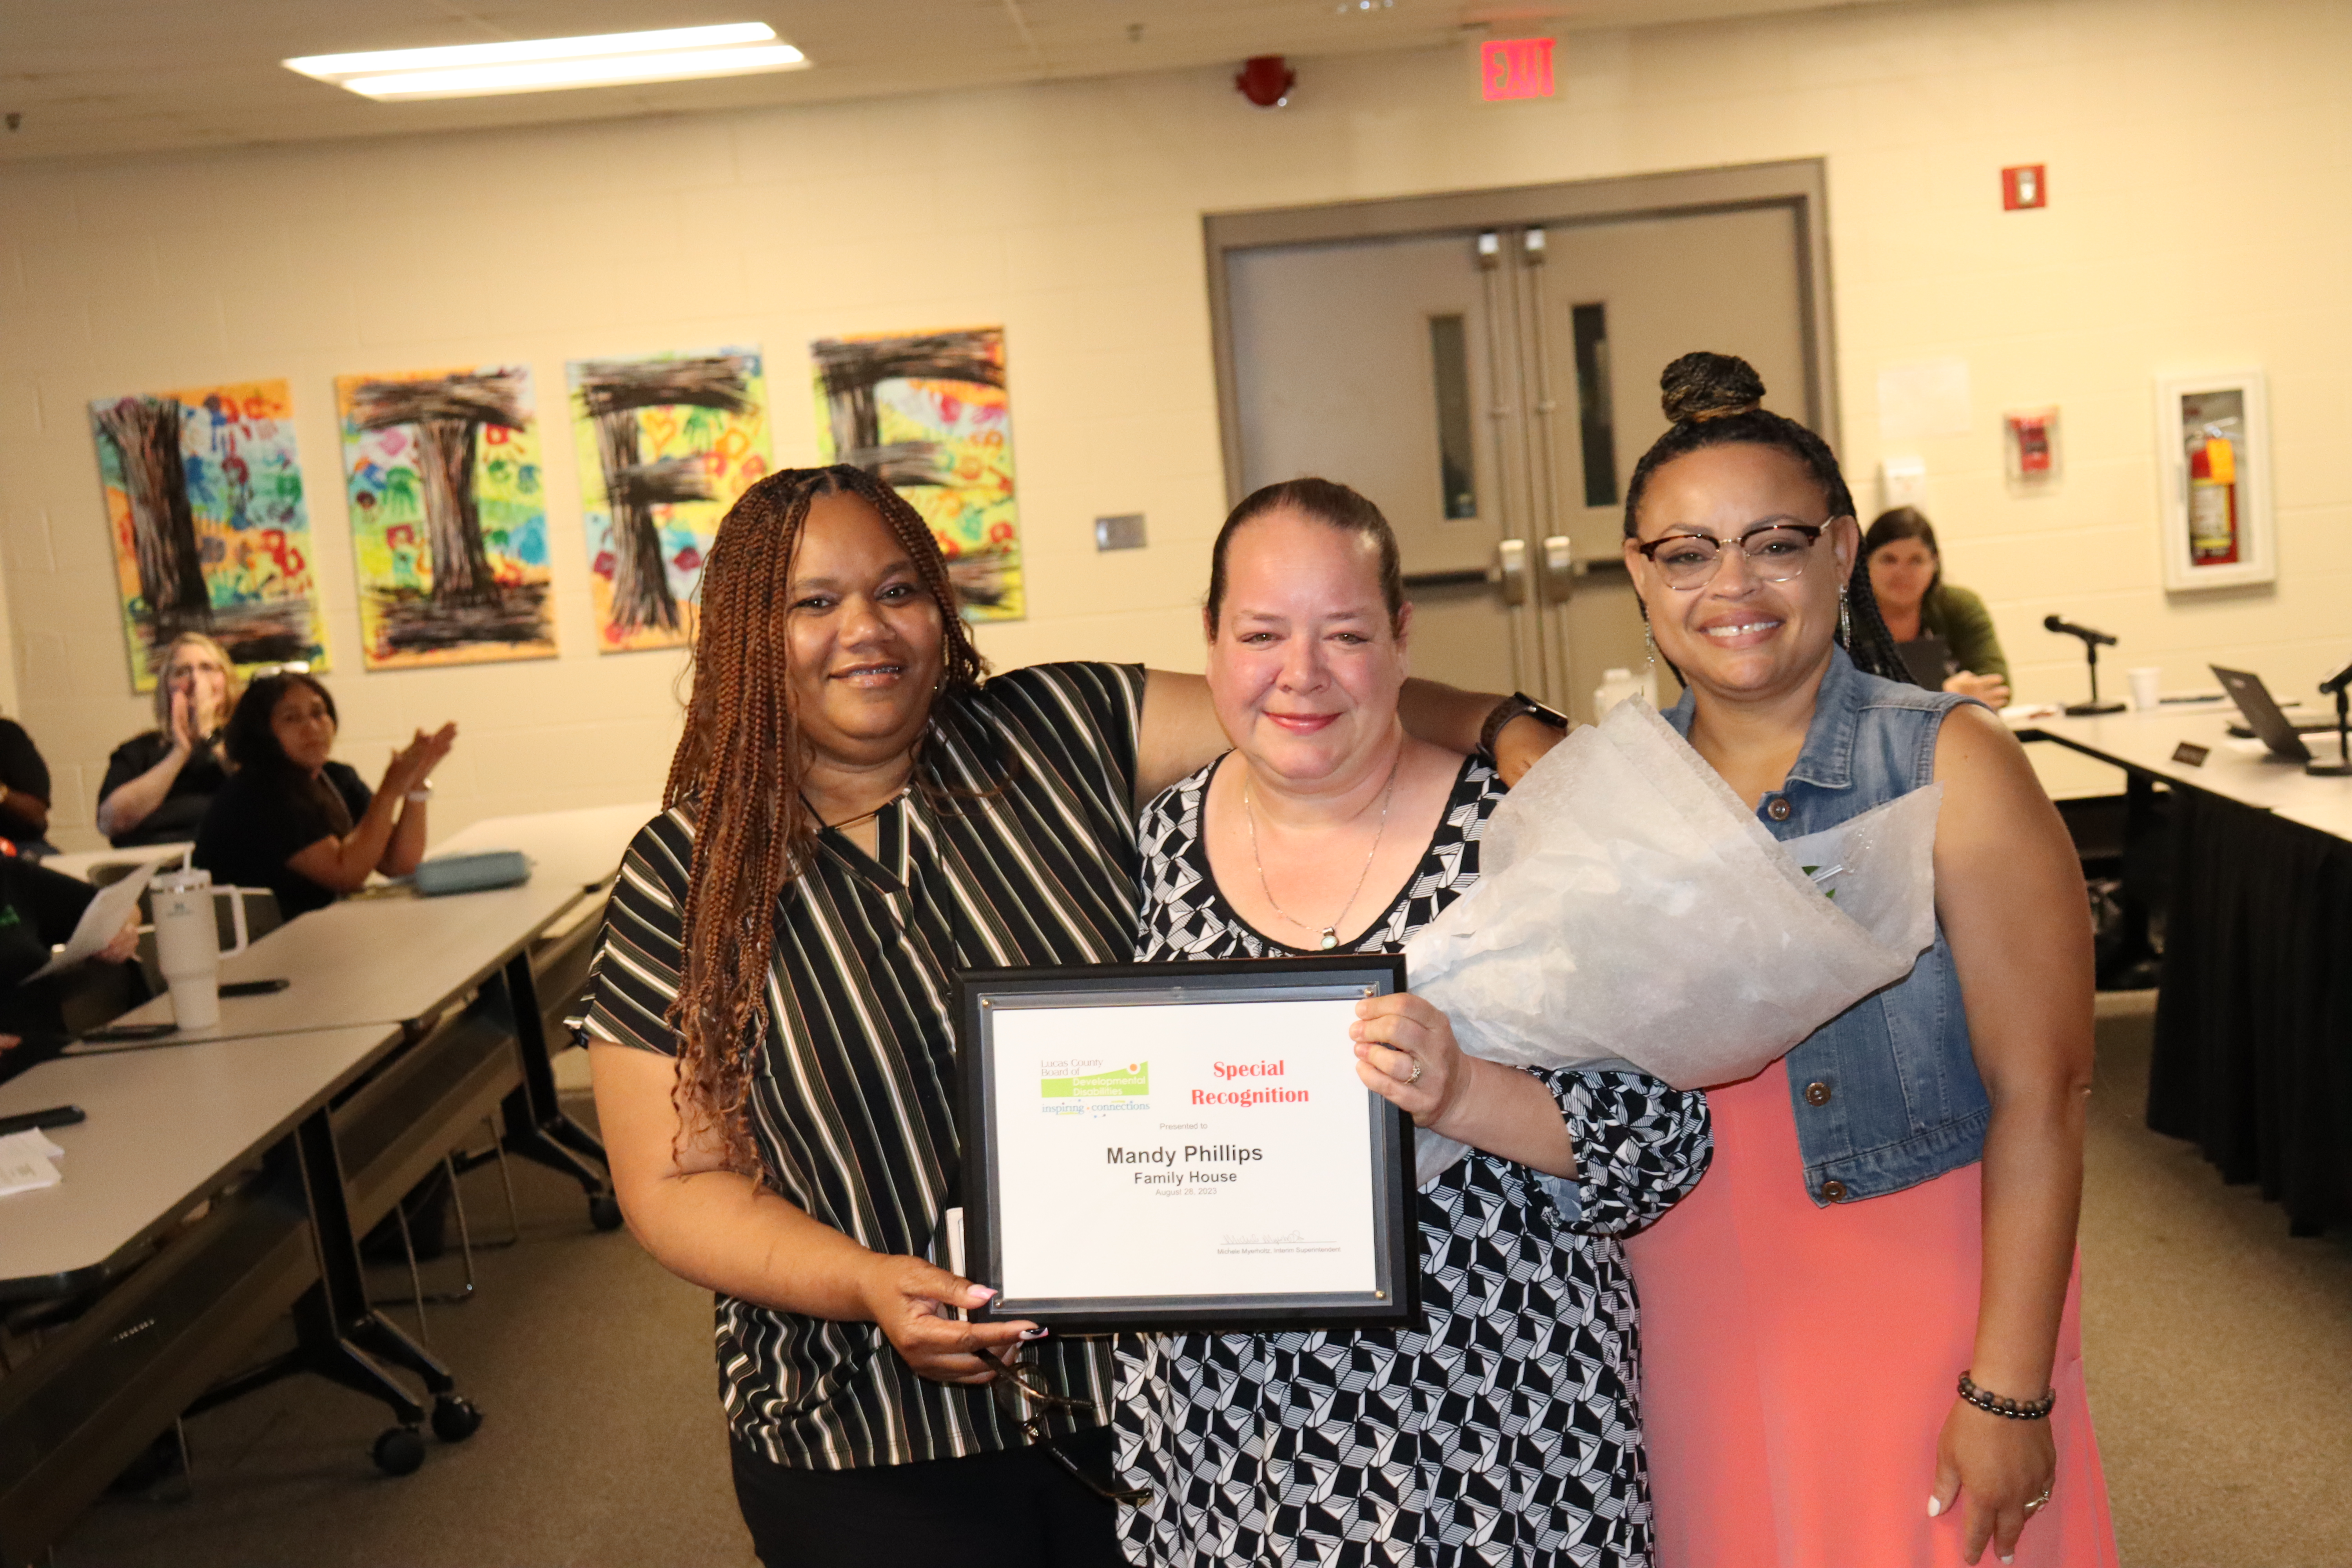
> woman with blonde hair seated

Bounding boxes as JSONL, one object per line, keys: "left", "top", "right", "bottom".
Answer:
{"left": 97, "top": 632, "right": 243, "bottom": 848}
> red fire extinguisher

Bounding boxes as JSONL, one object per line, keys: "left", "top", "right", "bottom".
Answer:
{"left": 2187, "top": 432, "right": 2240, "bottom": 565}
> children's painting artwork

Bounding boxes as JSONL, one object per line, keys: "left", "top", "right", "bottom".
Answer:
{"left": 89, "top": 379, "right": 329, "bottom": 692}
{"left": 333, "top": 364, "right": 557, "bottom": 668}
{"left": 809, "top": 327, "right": 1023, "bottom": 621}
{"left": 567, "top": 347, "right": 771, "bottom": 652}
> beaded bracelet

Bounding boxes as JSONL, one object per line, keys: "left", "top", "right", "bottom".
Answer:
{"left": 1956, "top": 1370, "right": 2056, "bottom": 1421}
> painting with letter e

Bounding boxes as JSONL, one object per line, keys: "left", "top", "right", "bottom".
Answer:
{"left": 568, "top": 347, "right": 771, "bottom": 653}
{"left": 956, "top": 955, "right": 1416, "bottom": 1333}
{"left": 809, "top": 326, "right": 1024, "bottom": 621}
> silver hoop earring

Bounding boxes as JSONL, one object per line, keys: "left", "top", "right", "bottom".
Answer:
{"left": 1838, "top": 585, "right": 1853, "bottom": 646}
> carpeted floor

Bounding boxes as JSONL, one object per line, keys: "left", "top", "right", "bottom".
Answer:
{"left": 2079, "top": 996, "right": 2352, "bottom": 1566}
{"left": 45, "top": 1014, "right": 2352, "bottom": 1566}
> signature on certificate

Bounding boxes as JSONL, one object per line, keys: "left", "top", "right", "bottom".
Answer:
{"left": 1216, "top": 1230, "right": 1340, "bottom": 1254}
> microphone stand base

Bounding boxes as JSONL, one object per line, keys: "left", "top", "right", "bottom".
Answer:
{"left": 2064, "top": 701, "right": 2126, "bottom": 717}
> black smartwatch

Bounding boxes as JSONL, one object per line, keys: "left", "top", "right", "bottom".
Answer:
{"left": 1478, "top": 691, "right": 1571, "bottom": 758}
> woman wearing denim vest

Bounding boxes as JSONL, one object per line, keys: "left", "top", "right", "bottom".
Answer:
{"left": 1618, "top": 353, "right": 2118, "bottom": 1568}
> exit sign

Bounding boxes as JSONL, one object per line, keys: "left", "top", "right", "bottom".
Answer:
{"left": 1481, "top": 37, "right": 1553, "bottom": 101}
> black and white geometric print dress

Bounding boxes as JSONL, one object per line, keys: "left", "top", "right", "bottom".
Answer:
{"left": 1113, "top": 754, "right": 1713, "bottom": 1568}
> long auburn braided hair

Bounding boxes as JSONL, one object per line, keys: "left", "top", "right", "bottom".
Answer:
{"left": 663, "top": 465, "right": 988, "bottom": 1175}
{"left": 1622, "top": 351, "right": 1913, "bottom": 686}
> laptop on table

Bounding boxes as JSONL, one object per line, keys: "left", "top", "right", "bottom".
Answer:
{"left": 2212, "top": 666, "right": 2337, "bottom": 762}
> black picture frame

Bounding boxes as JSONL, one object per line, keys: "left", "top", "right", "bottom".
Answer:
{"left": 956, "top": 955, "right": 1417, "bottom": 1335}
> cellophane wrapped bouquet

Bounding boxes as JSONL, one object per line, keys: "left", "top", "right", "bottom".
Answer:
{"left": 1405, "top": 695, "right": 1941, "bottom": 1184}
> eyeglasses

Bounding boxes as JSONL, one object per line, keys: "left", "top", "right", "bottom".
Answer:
{"left": 987, "top": 1347, "right": 1154, "bottom": 1506}
{"left": 1634, "top": 521, "right": 1839, "bottom": 591}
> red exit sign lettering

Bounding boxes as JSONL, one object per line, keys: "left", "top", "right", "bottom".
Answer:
{"left": 1481, "top": 37, "right": 1553, "bottom": 102}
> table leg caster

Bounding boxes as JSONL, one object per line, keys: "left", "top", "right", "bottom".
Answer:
{"left": 373, "top": 1425, "right": 427, "bottom": 1476}
{"left": 432, "top": 1393, "right": 484, "bottom": 1443}
{"left": 588, "top": 1193, "right": 624, "bottom": 1232}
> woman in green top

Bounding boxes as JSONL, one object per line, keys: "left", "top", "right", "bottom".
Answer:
{"left": 1864, "top": 507, "right": 2011, "bottom": 705}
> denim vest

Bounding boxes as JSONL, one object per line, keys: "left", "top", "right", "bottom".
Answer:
{"left": 1666, "top": 648, "right": 1988, "bottom": 1205}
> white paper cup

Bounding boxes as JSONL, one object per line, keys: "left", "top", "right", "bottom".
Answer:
{"left": 2128, "top": 667, "right": 2163, "bottom": 711}
{"left": 168, "top": 976, "right": 221, "bottom": 1031}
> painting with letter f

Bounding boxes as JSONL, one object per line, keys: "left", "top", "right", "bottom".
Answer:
{"left": 333, "top": 364, "right": 556, "bottom": 669}
{"left": 568, "top": 347, "right": 771, "bottom": 652}
{"left": 89, "top": 379, "right": 329, "bottom": 692}
{"left": 809, "top": 326, "right": 1024, "bottom": 621}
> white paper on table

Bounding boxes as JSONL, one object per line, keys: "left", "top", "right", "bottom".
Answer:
{"left": 984, "top": 998, "right": 1377, "bottom": 1305}
{"left": 25, "top": 851, "right": 177, "bottom": 982}
{"left": 1405, "top": 695, "right": 1941, "bottom": 1185}
{"left": 0, "top": 1128, "right": 65, "bottom": 1197}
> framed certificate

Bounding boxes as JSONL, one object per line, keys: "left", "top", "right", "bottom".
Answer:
{"left": 956, "top": 955, "right": 1417, "bottom": 1334}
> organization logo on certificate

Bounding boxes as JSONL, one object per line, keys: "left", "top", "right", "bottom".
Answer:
{"left": 1038, "top": 1059, "right": 1150, "bottom": 1116}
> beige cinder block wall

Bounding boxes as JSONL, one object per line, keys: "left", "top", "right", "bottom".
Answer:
{"left": 4, "top": 0, "right": 2347, "bottom": 849}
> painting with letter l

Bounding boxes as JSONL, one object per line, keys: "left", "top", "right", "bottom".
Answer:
{"left": 568, "top": 347, "right": 771, "bottom": 652}
{"left": 809, "top": 327, "right": 1023, "bottom": 621}
{"left": 333, "top": 364, "right": 556, "bottom": 668}
{"left": 90, "top": 379, "right": 329, "bottom": 692}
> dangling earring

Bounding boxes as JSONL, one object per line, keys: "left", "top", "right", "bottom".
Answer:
{"left": 1643, "top": 619, "right": 1658, "bottom": 676}
{"left": 1838, "top": 585, "right": 1853, "bottom": 646}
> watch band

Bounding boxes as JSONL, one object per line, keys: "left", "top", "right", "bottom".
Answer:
{"left": 1478, "top": 691, "right": 1571, "bottom": 758}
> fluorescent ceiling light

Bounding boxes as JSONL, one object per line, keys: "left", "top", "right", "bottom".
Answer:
{"left": 285, "top": 23, "right": 808, "bottom": 100}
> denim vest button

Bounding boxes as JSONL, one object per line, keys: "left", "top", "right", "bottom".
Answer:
{"left": 1765, "top": 797, "right": 1792, "bottom": 821}
{"left": 1820, "top": 1178, "right": 1849, "bottom": 1201}
{"left": 1804, "top": 1080, "right": 1832, "bottom": 1106}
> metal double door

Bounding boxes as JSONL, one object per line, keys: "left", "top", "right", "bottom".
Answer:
{"left": 1223, "top": 202, "right": 1814, "bottom": 721}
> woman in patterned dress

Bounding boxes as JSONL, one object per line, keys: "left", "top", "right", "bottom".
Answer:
{"left": 1114, "top": 479, "right": 1712, "bottom": 1568}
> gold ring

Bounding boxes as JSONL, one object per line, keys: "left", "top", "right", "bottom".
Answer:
{"left": 1406, "top": 1059, "right": 1425, "bottom": 1085}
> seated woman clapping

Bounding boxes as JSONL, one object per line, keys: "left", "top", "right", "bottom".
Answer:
{"left": 1112, "top": 479, "right": 1711, "bottom": 1568}
{"left": 97, "top": 632, "right": 241, "bottom": 847}
{"left": 193, "top": 671, "right": 455, "bottom": 920}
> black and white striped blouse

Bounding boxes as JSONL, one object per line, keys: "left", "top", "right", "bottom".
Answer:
{"left": 584, "top": 662, "right": 1147, "bottom": 1470}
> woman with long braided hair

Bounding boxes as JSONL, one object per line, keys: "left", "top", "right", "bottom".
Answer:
{"left": 582, "top": 465, "right": 1564, "bottom": 1565}
{"left": 1614, "top": 354, "right": 2117, "bottom": 1568}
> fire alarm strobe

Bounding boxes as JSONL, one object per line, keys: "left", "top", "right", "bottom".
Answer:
{"left": 1236, "top": 55, "right": 1294, "bottom": 109}
{"left": 2002, "top": 164, "right": 2047, "bottom": 210}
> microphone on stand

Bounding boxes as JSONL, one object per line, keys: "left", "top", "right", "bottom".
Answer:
{"left": 2043, "top": 614, "right": 2124, "bottom": 715}
{"left": 2310, "top": 657, "right": 2352, "bottom": 777}
{"left": 2042, "top": 615, "right": 2119, "bottom": 648}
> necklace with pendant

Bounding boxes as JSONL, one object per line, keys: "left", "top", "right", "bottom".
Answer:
{"left": 1241, "top": 751, "right": 1403, "bottom": 950}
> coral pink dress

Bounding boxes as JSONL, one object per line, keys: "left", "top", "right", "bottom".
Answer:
{"left": 1624, "top": 1059, "right": 2119, "bottom": 1567}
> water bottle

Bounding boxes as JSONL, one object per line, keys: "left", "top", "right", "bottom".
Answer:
{"left": 148, "top": 867, "right": 250, "bottom": 1031}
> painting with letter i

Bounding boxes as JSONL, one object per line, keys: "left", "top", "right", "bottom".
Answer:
{"left": 90, "top": 379, "right": 329, "bottom": 692}
{"left": 333, "top": 364, "right": 557, "bottom": 668}
{"left": 809, "top": 327, "right": 1023, "bottom": 621}
{"left": 568, "top": 347, "right": 771, "bottom": 652}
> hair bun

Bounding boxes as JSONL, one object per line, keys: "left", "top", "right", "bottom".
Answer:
{"left": 1659, "top": 351, "right": 1766, "bottom": 425}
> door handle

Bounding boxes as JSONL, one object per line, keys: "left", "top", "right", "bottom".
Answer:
{"left": 1540, "top": 535, "right": 1575, "bottom": 603}
{"left": 1494, "top": 539, "right": 1528, "bottom": 606}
